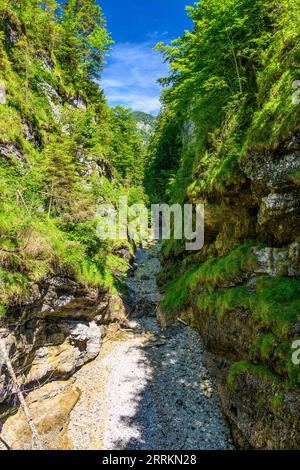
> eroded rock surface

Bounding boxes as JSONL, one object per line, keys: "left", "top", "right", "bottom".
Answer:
{"left": 0, "top": 274, "right": 127, "bottom": 408}
{"left": 0, "top": 380, "right": 80, "bottom": 450}
{"left": 241, "top": 135, "right": 300, "bottom": 245}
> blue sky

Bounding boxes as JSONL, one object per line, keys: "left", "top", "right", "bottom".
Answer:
{"left": 99, "top": 0, "right": 192, "bottom": 115}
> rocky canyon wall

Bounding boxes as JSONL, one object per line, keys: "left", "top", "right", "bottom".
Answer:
{"left": 158, "top": 129, "right": 300, "bottom": 450}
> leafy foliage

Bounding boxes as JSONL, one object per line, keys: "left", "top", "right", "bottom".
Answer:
{"left": 0, "top": 0, "right": 146, "bottom": 315}
{"left": 146, "top": 0, "right": 300, "bottom": 202}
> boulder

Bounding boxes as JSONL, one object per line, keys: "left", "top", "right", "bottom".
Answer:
{"left": 39, "top": 277, "right": 106, "bottom": 321}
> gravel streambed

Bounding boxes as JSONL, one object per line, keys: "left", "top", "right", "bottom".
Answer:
{"left": 67, "top": 244, "right": 234, "bottom": 450}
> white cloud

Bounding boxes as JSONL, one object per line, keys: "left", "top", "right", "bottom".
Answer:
{"left": 147, "top": 31, "right": 169, "bottom": 40}
{"left": 100, "top": 41, "right": 168, "bottom": 114}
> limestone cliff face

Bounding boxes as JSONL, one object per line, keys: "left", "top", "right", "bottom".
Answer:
{"left": 0, "top": 275, "right": 127, "bottom": 410}
{"left": 159, "top": 128, "right": 300, "bottom": 450}
{"left": 241, "top": 132, "right": 300, "bottom": 247}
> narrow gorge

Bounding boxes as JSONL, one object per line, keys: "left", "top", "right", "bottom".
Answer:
{"left": 1, "top": 0, "right": 300, "bottom": 453}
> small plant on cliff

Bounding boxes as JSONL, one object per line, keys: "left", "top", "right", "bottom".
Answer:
{"left": 289, "top": 168, "right": 300, "bottom": 186}
{"left": 271, "top": 393, "right": 284, "bottom": 413}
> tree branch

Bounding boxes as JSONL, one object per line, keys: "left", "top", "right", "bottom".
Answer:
{"left": 0, "top": 341, "right": 43, "bottom": 450}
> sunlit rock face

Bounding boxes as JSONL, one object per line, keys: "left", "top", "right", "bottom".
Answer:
{"left": 257, "top": 191, "right": 300, "bottom": 245}
{"left": 0, "top": 274, "right": 127, "bottom": 407}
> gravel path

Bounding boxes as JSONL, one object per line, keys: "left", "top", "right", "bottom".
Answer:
{"left": 68, "top": 244, "right": 234, "bottom": 450}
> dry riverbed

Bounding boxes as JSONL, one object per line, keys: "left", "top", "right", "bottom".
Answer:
{"left": 0, "top": 244, "right": 234, "bottom": 450}
{"left": 67, "top": 244, "right": 234, "bottom": 450}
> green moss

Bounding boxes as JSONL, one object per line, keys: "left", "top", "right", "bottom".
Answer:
{"left": 76, "top": 254, "right": 129, "bottom": 293}
{"left": 160, "top": 265, "right": 198, "bottom": 312}
{"left": 251, "top": 333, "right": 277, "bottom": 361}
{"left": 257, "top": 396, "right": 267, "bottom": 410}
{"left": 250, "top": 335, "right": 300, "bottom": 385}
{"left": 161, "top": 238, "right": 186, "bottom": 259}
{"left": 161, "top": 243, "right": 300, "bottom": 338}
{"left": 271, "top": 393, "right": 284, "bottom": 413}
{"left": 160, "top": 243, "right": 260, "bottom": 313}
{"left": 105, "top": 254, "right": 130, "bottom": 277}
{"left": 0, "top": 303, "right": 6, "bottom": 317}
{"left": 197, "top": 284, "right": 249, "bottom": 321}
{"left": 76, "top": 259, "right": 106, "bottom": 287}
{"left": 243, "top": 71, "right": 300, "bottom": 154}
{"left": 190, "top": 243, "right": 259, "bottom": 291}
{"left": 196, "top": 275, "right": 300, "bottom": 337}
{"left": 0, "top": 268, "right": 29, "bottom": 309}
{"left": 210, "top": 153, "right": 245, "bottom": 193}
{"left": 190, "top": 151, "right": 246, "bottom": 198}
{"left": 289, "top": 168, "right": 300, "bottom": 186}
{"left": 227, "top": 360, "right": 279, "bottom": 388}
{"left": 251, "top": 276, "right": 300, "bottom": 336}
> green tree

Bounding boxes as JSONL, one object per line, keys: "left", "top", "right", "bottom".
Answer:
{"left": 57, "top": 0, "right": 112, "bottom": 89}
{"left": 148, "top": 0, "right": 273, "bottom": 202}
{"left": 110, "top": 106, "right": 144, "bottom": 186}
{"left": 41, "top": 139, "right": 78, "bottom": 215}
